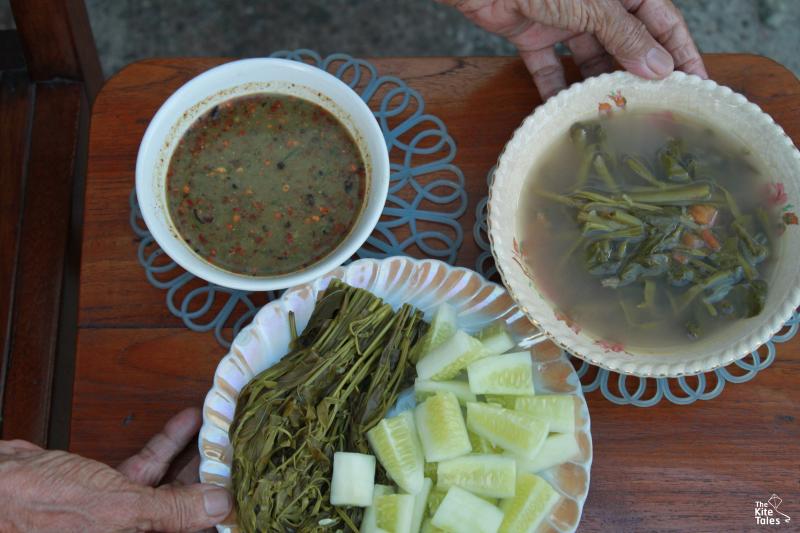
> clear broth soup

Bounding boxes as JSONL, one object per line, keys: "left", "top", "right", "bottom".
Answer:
{"left": 519, "top": 111, "right": 779, "bottom": 350}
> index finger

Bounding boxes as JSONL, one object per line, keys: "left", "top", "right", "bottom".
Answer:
{"left": 117, "top": 407, "right": 201, "bottom": 486}
{"left": 624, "top": 0, "right": 708, "bottom": 78}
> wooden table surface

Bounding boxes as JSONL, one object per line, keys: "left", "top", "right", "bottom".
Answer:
{"left": 73, "top": 55, "right": 799, "bottom": 532}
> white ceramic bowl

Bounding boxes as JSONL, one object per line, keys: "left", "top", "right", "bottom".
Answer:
{"left": 490, "top": 71, "right": 800, "bottom": 378}
{"left": 136, "top": 58, "right": 389, "bottom": 291}
{"left": 199, "top": 257, "right": 592, "bottom": 533}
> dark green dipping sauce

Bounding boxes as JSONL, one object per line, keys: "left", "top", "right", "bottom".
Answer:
{"left": 166, "top": 93, "right": 367, "bottom": 276}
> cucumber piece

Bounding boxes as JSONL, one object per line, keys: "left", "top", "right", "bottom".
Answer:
{"left": 376, "top": 494, "right": 415, "bottom": 533}
{"left": 432, "top": 486, "right": 505, "bottom": 533}
{"left": 361, "top": 485, "right": 396, "bottom": 533}
{"left": 368, "top": 411, "right": 425, "bottom": 494}
{"left": 476, "top": 322, "right": 516, "bottom": 355}
{"left": 514, "top": 432, "right": 581, "bottom": 474}
{"left": 482, "top": 395, "right": 517, "bottom": 409}
{"left": 498, "top": 473, "right": 559, "bottom": 533}
{"left": 330, "top": 452, "right": 376, "bottom": 507}
{"left": 411, "top": 304, "right": 458, "bottom": 363}
{"left": 469, "top": 430, "right": 502, "bottom": 454}
{"left": 407, "top": 477, "right": 433, "bottom": 533}
{"left": 436, "top": 454, "right": 517, "bottom": 499}
{"left": 426, "top": 489, "right": 447, "bottom": 517}
{"left": 415, "top": 392, "right": 472, "bottom": 462}
{"left": 513, "top": 395, "right": 576, "bottom": 433}
{"left": 467, "top": 352, "right": 535, "bottom": 396}
{"left": 466, "top": 402, "right": 548, "bottom": 459}
{"left": 416, "top": 330, "right": 488, "bottom": 381}
{"left": 427, "top": 486, "right": 497, "bottom": 517}
{"left": 421, "top": 518, "right": 447, "bottom": 533}
{"left": 415, "top": 379, "right": 477, "bottom": 405}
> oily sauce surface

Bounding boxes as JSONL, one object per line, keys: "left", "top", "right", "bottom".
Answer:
{"left": 166, "top": 93, "right": 366, "bottom": 276}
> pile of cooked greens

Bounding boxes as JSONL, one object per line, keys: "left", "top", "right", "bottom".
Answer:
{"left": 230, "top": 280, "right": 426, "bottom": 532}
{"left": 535, "top": 121, "right": 771, "bottom": 339}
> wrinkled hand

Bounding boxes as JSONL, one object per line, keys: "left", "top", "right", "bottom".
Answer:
{"left": 443, "top": 0, "right": 707, "bottom": 99}
{"left": 0, "top": 408, "right": 230, "bottom": 533}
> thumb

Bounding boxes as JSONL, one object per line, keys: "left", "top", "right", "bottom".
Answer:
{"left": 137, "top": 483, "right": 232, "bottom": 532}
{"left": 588, "top": 0, "right": 674, "bottom": 79}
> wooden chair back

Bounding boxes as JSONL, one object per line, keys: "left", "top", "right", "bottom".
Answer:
{"left": 0, "top": 0, "right": 101, "bottom": 447}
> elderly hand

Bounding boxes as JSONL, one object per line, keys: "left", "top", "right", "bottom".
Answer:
{"left": 0, "top": 408, "right": 230, "bottom": 533}
{"left": 444, "top": 0, "right": 707, "bottom": 99}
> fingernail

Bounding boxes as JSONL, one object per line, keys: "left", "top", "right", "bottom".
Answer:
{"left": 646, "top": 47, "right": 674, "bottom": 77}
{"left": 203, "top": 488, "right": 232, "bottom": 517}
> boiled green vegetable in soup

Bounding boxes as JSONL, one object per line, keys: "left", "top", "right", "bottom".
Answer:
{"left": 521, "top": 111, "right": 778, "bottom": 347}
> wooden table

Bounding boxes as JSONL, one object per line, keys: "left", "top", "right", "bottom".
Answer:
{"left": 72, "top": 55, "right": 799, "bottom": 532}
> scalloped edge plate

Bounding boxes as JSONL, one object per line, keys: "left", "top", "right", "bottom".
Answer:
{"left": 199, "top": 256, "right": 592, "bottom": 532}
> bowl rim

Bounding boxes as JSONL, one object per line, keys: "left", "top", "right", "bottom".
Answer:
{"left": 135, "top": 57, "right": 389, "bottom": 291}
{"left": 489, "top": 70, "right": 800, "bottom": 378}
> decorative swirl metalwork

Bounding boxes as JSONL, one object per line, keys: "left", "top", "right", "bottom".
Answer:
{"left": 130, "top": 50, "right": 467, "bottom": 347}
{"left": 474, "top": 167, "right": 798, "bottom": 406}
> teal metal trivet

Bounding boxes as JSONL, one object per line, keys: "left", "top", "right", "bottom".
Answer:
{"left": 474, "top": 168, "right": 798, "bottom": 406}
{"left": 130, "top": 50, "right": 467, "bottom": 346}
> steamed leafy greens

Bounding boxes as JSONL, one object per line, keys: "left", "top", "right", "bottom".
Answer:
{"left": 230, "top": 280, "right": 426, "bottom": 532}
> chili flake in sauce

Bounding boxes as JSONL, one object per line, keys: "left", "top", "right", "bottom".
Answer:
{"left": 166, "top": 93, "right": 367, "bottom": 276}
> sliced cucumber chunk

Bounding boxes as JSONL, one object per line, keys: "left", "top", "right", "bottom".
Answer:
{"left": 421, "top": 518, "right": 448, "bottom": 533}
{"left": 467, "top": 352, "right": 535, "bottom": 396}
{"left": 415, "top": 379, "right": 477, "bottom": 405}
{"left": 513, "top": 395, "right": 576, "bottom": 433}
{"left": 361, "top": 484, "right": 396, "bottom": 533}
{"left": 436, "top": 453, "right": 517, "bottom": 499}
{"left": 367, "top": 410, "right": 425, "bottom": 494}
{"left": 415, "top": 391, "right": 472, "bottom": 462}
{"left": 514, "top": 432, "right": 581, "bottom": 474}
{"left": 376, "top": 494, "right": 415, "bottom": 533}
{"left": 426, "top": 489, "right": 447, "bottom": 517}
{"left": 476, "top": 322, "right": 516, "bottom": 355}
{"left": 411, "top": 304, "right": 458, "bottom": 363}
{"left": 498, "top": 473, "right": 559, "bottom": 533}
{"left": 407, "top": 477, "right": 433, "bottom": 533}
{"left": 466, "top": 402, "right": 548, "bottom": 459}
{"left": 416, "top": 330, "right": 488, "bottom": 381}
{"left": 432, "top": 486, "right": 505, "bottom": 533}
{"left": 469, "top": 430, "right": 502, "bottom": 454}
{"left": 482, "top": 394, "right": 517, "bottom": 409}
{"left": 330, "top": 452, "right": 376, "bottom": 507}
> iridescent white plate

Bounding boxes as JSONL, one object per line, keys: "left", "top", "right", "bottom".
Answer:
{"left": 199, "top": 256, "right": 592, "bottom": 532}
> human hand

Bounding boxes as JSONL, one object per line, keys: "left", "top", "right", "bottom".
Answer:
{"left": 443, "top": 0, "right": 707, "bottom": 99}
{"left": 0, "top": 408, "right": 230, "bottom": 533}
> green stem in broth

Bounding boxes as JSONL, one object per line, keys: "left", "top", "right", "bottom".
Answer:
{"left": 575, "top": 147, "right": 595, "bottom": 188}
{"left": 623, "top": 154, "right": 666, "bottom": 188}
{"left": 626, "top": 182, "right": 713, "bottom": 205}
{"left": 592, "top": 152, "right": 620, "bottom": 192}
{"left": 532, "top": 187, "right": 579, "bottom": 207}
